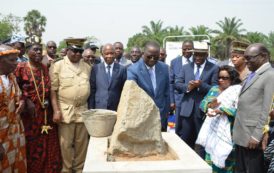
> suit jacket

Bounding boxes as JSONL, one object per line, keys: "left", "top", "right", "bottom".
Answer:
{"left": 175, "top": 61, "right": 219, "bottom": 118}
{"left": 127, "top": 59, "right": 170, "bottom": 127}
{"left": 170, "top": 56, "right": 183, "bottom": 107}
{"left": 88, "top": 62, "right": 127, "bottom": 111}
{"left": 233, "top": 63, "right": 274, "bottom": 147}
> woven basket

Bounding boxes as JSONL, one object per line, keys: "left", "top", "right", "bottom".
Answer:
{"left": 82, "top": 109, "right": 117, "bottom": 137}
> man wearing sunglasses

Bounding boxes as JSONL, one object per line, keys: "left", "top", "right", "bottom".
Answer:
{"left": 174, "top": 42, "right": 219, "bottom": 157}
{"left": 50, "top": 38, "right": 91, "bottom": 173}
{"left": 42, "top": 41, "right": 58, "bottom": 68}
{"left": 233, "top": 43, "right": 274, "bottom": 173}
{"left": 127, "top": 41, "right": 170, "bottom": 132}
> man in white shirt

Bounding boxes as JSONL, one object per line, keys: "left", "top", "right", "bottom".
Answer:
{"left": 88, "top": 43, "right": 127, "bottom": 111}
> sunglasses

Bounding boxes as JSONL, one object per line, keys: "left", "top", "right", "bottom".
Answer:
{"left": 146, "top": 55, "right": 159, "bottom": 60}
{"left": 69, "top": 48, "right": 84, "bottom": 54}
{"left": 218, "top": 76, "right": 230, "bottom": 80}
{"left": 47, "top": 46, "right": 57, "bottom": 49}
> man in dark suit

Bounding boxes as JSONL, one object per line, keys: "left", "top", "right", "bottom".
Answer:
{"left": 88, "top": 43, "right": 127, "bottom": 111}
{"left": 127, "top": 41, "right": 170, "bottom": 131}
{"left": 233, "top": 43, "right": 274, "bottom": 173}
{"left": 169, "top": 40, "right": 194, "bottom": 135}
{"left": 175, "top": 42, "right": 219, "bottom": 153}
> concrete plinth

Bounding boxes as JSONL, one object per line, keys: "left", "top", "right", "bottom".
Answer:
{"left": 83, "top": 132, "right": 211, "bottom": 173}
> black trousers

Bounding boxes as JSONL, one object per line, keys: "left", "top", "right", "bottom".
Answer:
{"left": 235, "top": 145, "right": 265, "bottom": 173}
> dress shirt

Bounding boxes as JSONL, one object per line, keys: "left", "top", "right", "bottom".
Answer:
{"left": 182, "top": 56, "right": 193, "bottom": 65}
{"left": 104, "top": 62, "right": 114, "bottom": 77}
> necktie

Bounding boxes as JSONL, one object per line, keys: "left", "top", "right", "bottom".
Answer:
{"left": 195, "top": 65, "right": 200, "bottom": 80}
{"left": 148, "top": 68, "right": 156, "bottom": 93}
{"left": 107, "top": 65, "right": 111, "bottom": 83}
{"left": 245, "top": 72, "right": 255, "bottom": 85}
{"left": 186, "top": 58, "right": 191, "bottom": 64}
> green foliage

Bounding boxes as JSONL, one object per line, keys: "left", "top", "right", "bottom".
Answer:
{"left": 0, "top": 21, "right": 12, "bottom": 41}
{"left": 57, "top": 40, "right": 67, "bottom": 52}
{"left": 0, "top": 13, "right": 22, "bottom": 41}
{"left": 245, "top": 32, "right": 267, "bottom": 44}
{"left": 24, "top": 9, "right": 47, "bottom": 37}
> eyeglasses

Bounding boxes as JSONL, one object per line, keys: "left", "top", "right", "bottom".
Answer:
{"left": 244, "top": 53, "right": 261, "bottom": 61}
{"left": 69, "top": 48, "right": 84, "bottom": 54}
{"left": 218, "top": 76, "right": 230, "bottom": 80}
{"left": 47, "top": 46, "right": 57, "bottom": 49}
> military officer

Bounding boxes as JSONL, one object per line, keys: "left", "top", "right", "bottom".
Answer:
{"left": 50, "top": 38, "right": 91, "bottom": 173}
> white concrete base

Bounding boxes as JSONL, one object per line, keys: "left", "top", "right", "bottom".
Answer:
{"left": 83, "top": 132, "right": 211, "bottom": 173}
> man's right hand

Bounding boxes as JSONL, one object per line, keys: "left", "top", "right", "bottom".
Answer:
{"left": 0, "top": 143, "right": 5, "bottom": 161}
{"left": 53, "top": 110, "right": 63, "bottom": 123}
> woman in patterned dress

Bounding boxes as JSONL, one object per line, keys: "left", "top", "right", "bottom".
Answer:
{"left": 200, "top": 65, "right": 242, "bottom": 173}
{"left": 0, "top": 44, "right": 27, "bottom": 173}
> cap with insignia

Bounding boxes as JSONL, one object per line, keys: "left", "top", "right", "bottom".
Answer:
{"left": 191, "top": 41, "right": 209, "bottom": 53}
{"left": 65, "top": 38, "right": 86, "bottom": 52}
{"left": 84, "top": 42, "right": 99, "bottom": 50}
{"left": 25, "top": 35, "right": 42, "bottom": 48}
{"left": 231, "top": 41, "right": 249, "bottom": 54}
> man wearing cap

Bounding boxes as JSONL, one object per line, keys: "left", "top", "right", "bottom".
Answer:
{"left": 84, "top": 42, "right": 102, "bottom": 63}
{"left": 114, "top": 42, "right": 131, "bottom": 67}
{"left": 0, "top": 44, "right": 27, "bottom": 172}
{"left": 82, "top": 48, "right": 100, "bottom": 66}
{"left": 175, "top": 42, "right": 219, "bottom": 156}
{"left": 88, "top": 43, "right": 127, "bottom": 111}
{"left": 170, "top": 40, "right": 194, "bottom": 135}
{"left": 230, "top": 41, "right": 250, "bottom": 82}
{"left": 42, "top": 41, "right": 58, "bottom": 68}
{"left": 50, "top": 38, "right": 91, "bottom": 173}
{"left": 9, "top": 34, "right": 28, "bottom": 62}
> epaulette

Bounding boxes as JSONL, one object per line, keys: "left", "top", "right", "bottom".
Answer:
{"left": 53, "top": 57, "right": 64, "bottom": 63}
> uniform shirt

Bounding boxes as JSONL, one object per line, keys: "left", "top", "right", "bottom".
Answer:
{"left": 50, "top": 56, "right": 91, "bottom": 123}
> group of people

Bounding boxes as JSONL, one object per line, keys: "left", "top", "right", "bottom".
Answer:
{"left": 0, "top": 33, "right": 274, "bottom": 173}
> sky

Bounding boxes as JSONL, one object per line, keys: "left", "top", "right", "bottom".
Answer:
{"left": 1, "top": 0, "right": 274, "bottom": 47}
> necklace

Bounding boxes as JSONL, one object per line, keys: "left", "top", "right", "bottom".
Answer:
{"left": 28, "top": 62, "right": 52, "bottom": 134}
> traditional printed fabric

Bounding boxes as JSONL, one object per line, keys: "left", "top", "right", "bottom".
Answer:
{"left": 0, "top": 73, "right": 27, "bottom": 173}
{"left": 197, "top": 85, "right": 241, "bottom": 172}
{"left": 265, "top": 139, "right": 274, "bottom": 173}
{"left": 14, "top": 62, "right": 62, "bottom": 173}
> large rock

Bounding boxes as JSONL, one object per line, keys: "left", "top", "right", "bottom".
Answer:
{"left": 108, "top": 80, "right": 167, "bottom": 156}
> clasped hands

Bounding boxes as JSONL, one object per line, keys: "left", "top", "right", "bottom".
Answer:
{"left": 207, "top": 98, "right": 222, "bottom": 117}
{"left": 187, "top": 80, "right": 202, "bottom": 91}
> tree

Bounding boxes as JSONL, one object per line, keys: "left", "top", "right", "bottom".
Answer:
{"left": 0, "top": 13, "right": 22, "bottom": 41}
{"left": 267, "top": 31, "right": 274, "bottom": 61}
{"left": 141, "top": 20, "right": 168, "bottom": 46}
{"left": 214, "top": 17, "right": 246, "bottom": 59}
{"left": 0, "top": 21, "right": 12, "bottom": 41}
{"left": 188, "top": 25, "right": 212, "bottom": 41}
{"left": 245, "top": 32, "right": 267, "bottom": 44}
{"left": 126, "top": 33, "right": 151, "bottom": 51}
{"left": 24, "top": 10, "right": 47, "bottom": 37}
